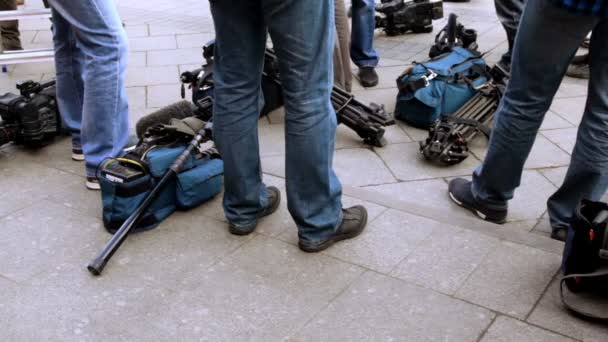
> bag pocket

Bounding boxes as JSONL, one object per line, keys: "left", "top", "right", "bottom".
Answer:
{"left": 176, "top": 159, "right": 224, "bottom": 209}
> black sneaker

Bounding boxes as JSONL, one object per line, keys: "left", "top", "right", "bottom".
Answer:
{"left": 448, "top": 178, "right": 507, "bottom": 224}
{"left": 299, "top": 206, "right": 368, "bottom": 253}
{"left": 86, "top": 176, "right": 100, "bottom": 191}
{"left": 72, "top": 147, "right": 84, "bottom": 161}
{"left": 357, "top": 67, "right": 379, "bottom": 88}
{"left": 229, "top": 186, "right": 281, "bottom": 236}
{"left": 550, "top": 227, "right": 568, "bottom": 242}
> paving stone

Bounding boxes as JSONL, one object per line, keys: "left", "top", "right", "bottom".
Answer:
{"left": 373, "top": 66, "right": 409, "bottom": 89}
{"left": 176, "top": 33, "right": 215, "bottom": 48}
{"left": 293, "top": 271, "right": 494, "bottom": 342}
{"left": 542, "top": 128, "right": 578, "bottom": 155}
{"left": 352, "top": 86, "right": 398, "bottom": 113}
{"left": 0, "top": 200, "right": 105, "bottom": 282}
{"left": 129, "top": 35, "right": 177, "bottom": 52}
{"left": 148, "top": 24, "right": 210, "bottom": 36}
{"left": 540, "top": 111, "right": 576, "bottom": 131}
{"left": 392, "top": 227, "right": 500, "bottom": 295}
{"left": 470, "top": 134, "right": 571, "bottom": 169}
{"left": 456, "top": 240, "right": 561, "bottom": 319}
{"left": 126, "top": 65, "right": 179, "bottom": 87}
{"left": 31, "top": 29, "right": 52, "bottom": 44}
{"left": 333, "top": 148, "right": 397, "bottom": 186}
{"left": 528, "top": 279, "right": 608, "bottom": 342}
{"left": 165, "top": 235, "right": 364, "bottom": 341}
{"left": 550, "top": 97, "right": 586, "bottom": 126}
{"left": 259, "top": 122, "right": 285, "bottom": 157}
{"left": 147, "top": 48, "right": 204, "bottom": 66}
{"left": 146, "top": 83, "right": 182, "bottom": 108}
{"left": 481, "top": 316, "right": 576, "bottom": 342}
{"left": 555, "top": 79, "right": 589, "bottom": 99}
{"left": 129, "top": 51, "right": 147, "bottom": 67}
{"left": 377, "top": 142, "right": 481, "bottom": 181}
{"left": 397, "top": 120, "right": 430, "bottom": 141}
{"left": 124, "top": 24, "right": 149, "bottom": 38}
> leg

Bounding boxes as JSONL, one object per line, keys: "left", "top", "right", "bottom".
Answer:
{"left": 493, "top": 0, "right": 524, "bottom": 69}
{"left": 0, "top": 0, "right": 22, "bottom": 50}
{"left": 548, "top": 20, "right": 608, "bottom": 236}
{"left": 471, "top": 0, "right": 598, "bottom": 206}
{"left": 263, "top": 0, "right": 343, "bottom": 242}
{"left": 350, "top": 0, "right": 378, "bottom": 68}
{"left": 47, "top": 0, "right": 129, "bottom": 178}
{"left": 209, "top": 0, "right": 269, "bottom": 227}
{"left": 50, "top": 8, "right": 85, "bottom": 154}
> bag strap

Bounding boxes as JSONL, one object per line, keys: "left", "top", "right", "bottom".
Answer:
{"left": 443, "top": 116, "right": 492, "bottom": 137}
{"left": 397, "top": 69, "right": 438, "bottom": 93}
{"left": 560, "top": 269, "right": 608, "bottom": 322}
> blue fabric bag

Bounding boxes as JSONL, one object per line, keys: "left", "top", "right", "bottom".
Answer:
{"left": 395, "top": 47, "right": 489, "bottom": 128}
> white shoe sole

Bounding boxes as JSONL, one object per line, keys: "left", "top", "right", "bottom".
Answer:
{"left": 86, "top": 180, "right": 101, "bottom": 190}
{"left": 72, "top": 153, "right": 85, "bottom": 161}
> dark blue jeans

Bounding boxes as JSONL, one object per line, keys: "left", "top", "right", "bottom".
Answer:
{"left": 472, "top": 0, "right": 608, "bottom": 234}
{"left": 209, "top": 0, "right": 343, "bottom": 242}
{"left": 351, "top": 0, "right": 379, "bottom": 68}
{"left": 48, "top": 0, "right": 130, "bottom": 177}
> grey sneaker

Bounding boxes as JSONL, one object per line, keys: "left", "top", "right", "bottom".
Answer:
{"left": 86, "top": 176, "right": 100, "bottom": 191}
{"left": 448, "top": 178, "right": 507, "bottom": 224}
{"left": 72, "top": 147, "right": 84, "bottom": 161}
{"left": 299, "top": 206, "right": 368, "bottom": 253}
{"left": 229, "top": 186, "right": 281, "bottom": 236}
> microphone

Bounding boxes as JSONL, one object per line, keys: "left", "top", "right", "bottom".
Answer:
{"left": 135, "top": 100, "right": 197, "bottom": 138}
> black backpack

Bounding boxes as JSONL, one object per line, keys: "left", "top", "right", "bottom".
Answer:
{"left": 561, "top": 199, "right": 608, "bottom": 322}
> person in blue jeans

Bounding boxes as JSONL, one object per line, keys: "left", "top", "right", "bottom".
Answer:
{"left": 351, "top": 0, "right": 380, "bottom": 87}
{"left": 210, "top": 0, "right": 368, "bottom": 252}
{"left": 47, "top": 0, "right": 129, "bottom": 190}
{"left": 449, "top": 0, "right": 608, "bottom": 241}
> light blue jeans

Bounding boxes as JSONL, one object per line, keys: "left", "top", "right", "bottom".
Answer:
{"left": 351, "top": 0, "right": 379, "bottom": 68}
{"left": 48, "top": 0, "right": 129, "bottom": 177}
{"left": 472, "top": 0, "right": 608, "bottom": 235}
{"left": 209, "top": 0, "right": 343, "bottom": 242}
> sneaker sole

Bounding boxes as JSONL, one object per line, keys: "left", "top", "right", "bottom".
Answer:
{"left": 448, "top": 191, "right": 506, "bottom": 224}
{"left": 298, "top": 210, "right": 368, "bottom": 253}
{"left": 86, "top": 180, "right": 101, "bottom": 190}
{"left": 72, "top": 153, "right": 85, "bottom": 161}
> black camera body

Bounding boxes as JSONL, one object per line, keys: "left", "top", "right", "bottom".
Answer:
{"left": 0, "top": 80, "right": 62, "bottom": 148}
{"left": 429, "top": 13, "right": 478, "bottom": 58}
{"left": 375, "top": 0, "right": 444, "bottom": 36}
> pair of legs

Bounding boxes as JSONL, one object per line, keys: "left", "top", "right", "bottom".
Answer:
{"left": 350, "top": 0, "right": 379, "bottom": 87}
{"left": 493, "top": 0, "right": 524, "bottom": 70}
{"left": 210, "top": 0, "right": 350, "bottom": 244}
{"left": 453, "top": 0, "right": 608, "bottom": 238}
{"left": 48, "top": 0, "right": 129, "bottom": 181}
{"left": 0, "top": 0, "right": 22, "bottom": 50}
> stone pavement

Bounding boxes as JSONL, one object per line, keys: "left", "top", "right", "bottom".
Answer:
{"left": 1, "top": 0, "right": 606, "bottom": 341}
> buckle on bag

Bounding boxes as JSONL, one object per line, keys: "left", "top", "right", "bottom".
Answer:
{"left": 422, "top": 70, "right": 438, "bottom": 87}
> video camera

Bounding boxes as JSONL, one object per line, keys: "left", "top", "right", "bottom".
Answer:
{"left": 375, "top": 0, "right": 444, "bottom": 36}
{"left": 0, "top": 79, "right": 62, "bottom": 148}
{"left": 429, "top": 13, "right": 478, "bottom": 58}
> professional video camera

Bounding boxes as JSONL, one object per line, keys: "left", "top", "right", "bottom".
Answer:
{"left": 180, "top": 40, "right": 395, "bottom": 147}
{"left": 375, "top": 0, "right": 444, "bottom": 36}
{"left": 429, "top": 13, "right": 478, "bottom": 58}
{"left": 0, "top": 79, "right": 62, "bottom": 148}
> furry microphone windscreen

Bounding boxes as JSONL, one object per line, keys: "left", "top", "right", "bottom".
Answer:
{"left": 135, "top": 100, "right": 197, "bottom": 138}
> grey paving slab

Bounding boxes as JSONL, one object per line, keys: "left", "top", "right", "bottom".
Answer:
{"left": 146, "top": 83, "right": 182, "bottom": 108}
{"left": 377, "top": 142, "right": 481, "bottom": 181}
{"left": 455, "top": 240, "right": 561, "bottom": 319}
{"left": 470, "top": 134, "right": 571, "bottom": 169}
{"left": 398, "top": 120, "right": 430, "bottom": 141}
{"left": 129, "top": 51, "right": 147, "bottom": 67}
{"left": 0, "top": 200, "right": 105, "bottom": 282}
{"left": 176, "top": 32, "right": 215, "bottom": 49}
{"left": 146, "top": 48, "right": 204, "bottom": 66}
{"left": 528, "top": 279, "right": 608, "bottom": 342}
{"left": 550, "top": 97, "right": 586, "bottom": 126}
{"left": 373, "top": 66, "right": 410, "bottom": 89}
{"left": 542, "top": 128, "right": 578, "bottom": 155}
{"left": 540, "top": 167, "right": 568, "bottom": 188}
{"left": 333, "top": 148, "right": 397, "bottom": 186}
{"left": 148, "top": 23, "right": 212, "bottom": 36}
{"left": 540, "top": 111, "right": 576, "bottom": 131}
{"left": 166, "top": 235, "right": 364, "bottom": 341}
{"left": 124, "top": 24, "right": 149, "bottom": 38}
{"left": 392, "top": 227, "right": 500, "bottom": 295}
{"left": 126, "top": 65, "right": 179, "bottom": 87}
{"left": 555, "top": 79, "right": 589, "bottom": 99}
{"left": 129, "top": 35, "right": 177, "bottom": 52}
{"left": 481, "top": 316, "right": 576, "bottom": 342}
{"left": 31, "top": 29, "right": 52, "bottom": 44}
{"left": 292, "top": 271, "right": 494, "bottom": 342}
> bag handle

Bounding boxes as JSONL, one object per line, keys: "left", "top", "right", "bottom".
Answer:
{"left": 560, "top": 269, "right": 608, "bottom": 323}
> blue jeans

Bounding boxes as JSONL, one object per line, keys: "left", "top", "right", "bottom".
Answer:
{"left": 472, "top": 0, "right": 608, "bottom": 235}
{"left": 209, "top": 0, "right": 343, "bottom": 242}
{"left": 49, "top": 0, "right": 129, "bottom": 177}
{"left": 351, "top": 0, "right": 379, "bottom": 68}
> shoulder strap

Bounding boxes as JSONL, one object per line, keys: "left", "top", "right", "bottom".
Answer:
{"left": 560, "top": 269, "right": 608, "bottom": 322}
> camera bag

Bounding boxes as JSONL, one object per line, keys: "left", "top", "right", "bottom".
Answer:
{"left": 394, "top": 47, "right": 489, "bottom": 128}
{"left": 99, "top": 119, "right": 223, "bottom": 234}
{"left": 560, "top": 199, "right": 608, "bottom": 322}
